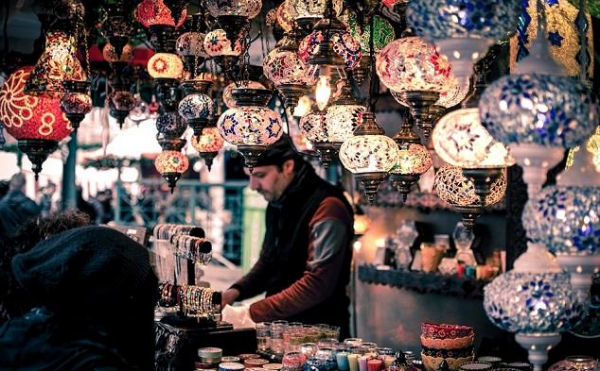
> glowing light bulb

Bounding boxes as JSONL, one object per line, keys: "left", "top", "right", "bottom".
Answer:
{"left": 315, "top": 76, "right": 332, "bottom": 111}
{"left": 293, "top": 95, "right": 312, "bottom": 117}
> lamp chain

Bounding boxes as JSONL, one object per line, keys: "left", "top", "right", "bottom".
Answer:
{"left": 367, "top": 16, "right": 375, "bottom": 113}
{"left": 242, "top": 22, "right": 252, "bottom": 84}
{"left": 576, "top": 0, "right": 590, "bottom": 86}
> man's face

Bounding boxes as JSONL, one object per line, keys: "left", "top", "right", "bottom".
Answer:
{"left": 245, "top": 160, "right": 295, "bottom": 202}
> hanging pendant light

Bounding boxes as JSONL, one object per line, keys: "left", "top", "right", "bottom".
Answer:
{"left": 155, "top": 138, "right": 189, "bottom": 193}
{"left": 61, "top": 80, "right": 92, "bottom": 132}
{"left": 293, "top": 0, "right": 343, "bottom": 36}
{"left": 191, "top": 125, "right": 225, "bottom": 171}
{"left": 108, "top": 86, "right": 137, "bottom": 129}
{"left": 101, "top": 1, "right": 134, "bottom": 59}
{"left": 178, "top": 79, "right": 214, "bottom": 137}
{"left": 223, "top": 81, "right": 266, "bottom": 109}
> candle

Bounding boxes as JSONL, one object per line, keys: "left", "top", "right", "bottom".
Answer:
{"left": 336, "top": 352, "right": 349, "bottom": 371}
{"left": 358, "top": 356, "right": 369, "bottom": 371}
{"left": 348, "top": 354, "right": 359, "bottom": 371}
{"left": 367, "top": 359, "right": 383, "bottom": 371}
{"left": 383, "top": 355, "right": 396, "bottom": 369}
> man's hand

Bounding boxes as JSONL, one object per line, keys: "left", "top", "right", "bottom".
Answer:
{"left": 221, "top": 288, "right": 240, "bottom": 308}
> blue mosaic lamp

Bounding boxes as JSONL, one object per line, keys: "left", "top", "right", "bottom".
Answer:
{"left": 406, "top": 0, "right": 521, "bottom": 81}
{"left": 478, "top": 0, "right": 597, "bottom": 199}
{"left": 483, "top": 243, "right": 583, "bottom": 371}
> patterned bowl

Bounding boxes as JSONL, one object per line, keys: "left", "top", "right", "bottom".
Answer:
{"left": 420, "top": 334, "right": 474, "bottom": 350}
{"left": 421, "top": 323, "right": 474, "bottom": 340}
{"left": 421, "top": 346, "right": 474, "bottom": 359}
{"left": 421, "top": 353, "right": 474, "bottom": 371}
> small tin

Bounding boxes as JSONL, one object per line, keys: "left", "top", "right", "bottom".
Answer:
{"left": 459, "top": 362, "right": 493, "bottom": 371}
{"left": 222, "top": 357, "right": 241, "bottom": 363}
{"left": 239, "top": 354, "right": 262, "bottom": 361}
{"left": 245, "top": 359, "right": 270, "bottom": 368}
{"left": 478, "top": 357, "right": 502, "bottom": 369}
{"left": 198, "top": 347, "right": 223, "bottom": 366}
{"left": 218, "top": 362, "right": 245, "bottom": 371}
{"left": 263, "top": 363, "right": 283, "bottom": 370}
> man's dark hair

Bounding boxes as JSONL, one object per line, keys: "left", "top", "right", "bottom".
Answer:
{"left": 253, "top": 135, "right": 304, "bottom": 171}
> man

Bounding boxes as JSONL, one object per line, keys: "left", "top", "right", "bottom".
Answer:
{"left": 0, "top": 173, "right": 40, "bottom": 242}
{"left": 222, "top": 136, "right": 354, "bottom": 338}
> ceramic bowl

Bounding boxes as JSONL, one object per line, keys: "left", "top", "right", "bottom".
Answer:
{"left": 548, "top": 356, "right": 597, "bottom": 371}
{"left": 421, "top": 352, "right": 474, "bottom": 371}
{"left": 421, "top": 346, "right": 474, "bottom": 359}
{"left": 421, "top": 323, "right": 474, "bottom": 340}
{"left": 420, "top": 334, "right": 474, "bottom": 350}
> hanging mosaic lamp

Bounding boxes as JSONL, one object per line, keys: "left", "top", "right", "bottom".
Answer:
{"left": 478, "top": 0, "right": 597, "bottom": 200}
{"left": 156, "top": 111, "right": 188, "bottom": 138}
{"left": 178, "top": 79, "right": 214, "bottom": 136}
{"left": 293, "top": 0, "right": 343, "bottom": 36}
{"left": 134, "top": 0, "right": 186, "bottom": 29}
{"left": 222, "top": 81, "right": 266, "bottom": 109}
{"left": 276, "top": 0, "right": 298, "bottom": 33}
{"left": 205, "top": 0, "right": 262, "bottom": 20}
{"left": 217, "top": 88, "right": 283, "bottom": 170}
{"left": 376, "top": 36, "right": 453, "bottom": 138}
{"left": 191, "top": 125, "right": 225, "bottom": 171}
{"left": 203, "top": 28, "right": 245, "bottom": 65}
{"left": 102, "top": 42, "right": 134, "bottom": 64}
{"left": 0, "top": 66, "right": 73, "bottom": 178}
{"left": 108, "top": 88, "right": 137, "bottom": 128}
{"left": 484, "top": 243, "right": 582, "bottom": 371}
{"left": 155, "top": 148, "right": 189, "bottom": 193}
{"left": 298, "top": 0, "right": 362, "bottom": 111}
{"left": 434, "top": 165, "right": 506, "bottom": 230}
{"left": 176, "top": 13, "right": 208, "bottom": 77}
{"left": 407, "top": 0, "right": 520, "bottom": 82}
{"left": 60, "top": 80, "right": 92, "bottom": 132}
{"left": 339, "top": 111, "right": 399, "bottom": 204}
{"left": 101, "top": 1, "right": 134, "bottom": 59}
{"left": 389, "top": 117, "right": 432, "bottom": 202}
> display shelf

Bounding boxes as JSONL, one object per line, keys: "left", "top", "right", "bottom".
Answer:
{"left": 357, "top": 264, "right": 490, "bottom": 299}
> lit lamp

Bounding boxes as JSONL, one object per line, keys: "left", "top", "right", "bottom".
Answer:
{"left": 203, "top": 28, "right": 245, "bottom": 62}
{"left": 178, "top": 79, "right": 214, "bottom": 136}
{"left": 147, "top": 52, "right": 184, "bottom": 80}
{"left": 434, "top": 165, "right": 506, "bottom": 229}
{"left": 375, "top": 36, "right": 452, "bottom": 138}
{"left": 339, "top": 111, "right": 399, "bottom": 204}
{"left": 483, "top": 244, "right": 582, "bottom": 371}
{"left": 0, "top": 66, "right": 73, "bottom": 178}
{"left": 353, "top": 205, "right": 371, "bottom": 238}
{"left": 108, "top": 89, "right": 137, "bottom": 128}
{"left": 191, "top": 126, "right": 224, "bottom": 171}
{"left": 176, "top": 13, "right": 208, "bottom": 77}
{"left": 276, "top": 0, "right": 298, "bottom": 34}
{"left": 293, "top": 0, "right": 343, "bottom": 36}
{"left": 298, "top": 0, "right": 362, "bottom": 111}
{"left": 407, "top": 0, "right": 520, "bottom": 82}
{"left": 217, "top": 88, "right": 283, "bottom": 170}
{"left": 478, "top": 0, "right": 597, "bottom": 200}
{"left": 155, "top": 149, "right": 189, "bottom": 193}
{"left": 135, "top": 0, "right": 186, "bottom": 29}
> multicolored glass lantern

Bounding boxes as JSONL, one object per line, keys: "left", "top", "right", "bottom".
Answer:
{"left": 217, "top": 88, "right": 283, "bottom": 169}
{"left": 276, "top": 0, "right": 298, "bottom": 32}
{"left": 293, "top": 0, "right": 343, "bottom": 33}
{"left": 0, "top": 66, "right": 73, "bottom": 178}
{"left": 102, "top": 42, "right": 134, "bottom": 63}
{"left": 205, "top": 0, "right": 262, "bottom": 19}
{"left": 389, "top": 143, "right": 432, "bottom": 201}
{"left": 26, "top": 29, "right": 86, "bottom": 97}
{"left": 60, "top": 80, "right": 92, "bottom": 131}
{"left": 155, "top": 150, "right": 189, "bottom": 192}
{"left": 223, "top": 81, "right": 266, "bottom": 109}
{"left": 156, "top": 111, "right": 188, "bottom": 138}
{"left": 176, "top": 31, "right": 208, "bottom": 58}
{"left": 178, "top": 79, "right": 214, "bottom": 136}
{"left": 108, "top": 90, "right": 136, "bottom": 128}
{"left": 147, "top": 52, "right": 184, "bottom": 79}
{"left": 135, "top": 0, "right": 187, "bottom": 28}
{"left": 339, "top": 111, "right": 399, "bottom": 203}
{"left": 203, "top": 29, "right": 244, "bottom": 58}
{"left": 191, "top": 126, "right": 225, "bottom": 171}
{"left": 407, "top": 0, "right": 520, "bottom": 81}
{"left": 434, "top": 165, "right": 506, "bottom": 229}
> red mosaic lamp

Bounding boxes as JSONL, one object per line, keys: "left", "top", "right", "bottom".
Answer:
{"left": 0, "top": 66, "right": 73, "bottom": 178}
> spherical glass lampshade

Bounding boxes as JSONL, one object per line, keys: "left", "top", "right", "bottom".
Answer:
{"left": 323, "top": 105, "right": 365, "bottom": 144}
{"left": 299, "top": 30, "right": 362, "bottom": 70}
{"left": 155, "top": 150, "right": 189, "bottom": 174}
{"left": 0, "top": 66, "right": 72, "bottom": 141}
{"left": 479, "top": 74, "right": 597, "bottom": 149}
{"left": 263, "top": 48, "right": 308, "bottom": 86}
{"left": 102, "top": 43, "right": 134, "bottom": 63}
{"left": 178, "top": 93, "right": 214, "bottom": 121}
{"left": 156, "top": 112, "right": 187, "bottom": 137}
{"left": 60, "top": 91, "right": 92, "bottom": 117}
{"left": 294, "top": 0, "right": 343, "bottom": 19}
{"left": 391, "top": 74, "right": 468, "bottom": 109}
{"left": 191, "top": 126, "right": 225, "bottom": 153}
{"left": 176, "top": 31, "right": 208, "bottom": 57}
{"left": 203, "top": 29, "right": 244, "bottom": 58}
{"left": 390, "top": 143, "right": 432, "bottom": 175}
{"left": 434, "top": 165, "right": 506, "bottom": 207}
{"left": 339, "top": 135, "right": 399, "bottom": 174}
{"left": 147, "top": 52, "right": 184, "bottom": 79}
{"left": 433, "top": 108, "right": 513, "bottom": 168}
{"left": 135, "top": 0, "right": 186, "bottom": 28}
{"left": 27, "top": 30, "right": 86, "bottom": 97}
{"left": 523, "top": 186, "right": 600, "bottom": 255}
{"left": 217, "top": 106, "right": 283, "bottom": 146}
{"left": 299, "top": 111, "right": 325, "bottom": 142}
{"left": 344, "top": 13, "right": 395, "bottom": 54}
{"left": 407, "top": 0, "right": 520, "bottom": 79}
{"left": 108, "top": 91, "right": 136, "bottom": 113}
{"left": 205, "top": 0, "right": 262, "bottom": 19}
{"left": 276, "top": 0, "right": 297, "bottom": 32}
{"left": 376, "top": 36, "right": 452, "bottom": 93}
{"left": 223, "top": 81, "right": 266, "bottom": 108}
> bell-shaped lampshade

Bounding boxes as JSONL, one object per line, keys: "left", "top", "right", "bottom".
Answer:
{"left": 223, "top": 81, "right": 266, "bottom": 109}
{"left": 135, "top": 0, "right": 187, "bottom": 29}
{"left": 155, "top": 150, "right": 189, "bottom": 192}
{"left": 103, "top": 43, "right": 134, "bottom": 63}
{"left": 203, "top": 29, "right": 244, "bottom": 58}
{"left": 205, "top": 0, "right": 262, "bottom": 19}
{"left": 0, "top": 66, "right": 73, "bottom": 177}
{"left": 147, "top": 52, "right": 184, "bottom": 79}
{"left": 27, "top": 29, "right": 86, "bottom": 97}
{"left": 176, "top": 31, "right": 208, "bottom": 58}
{"left": 407, "top": 0, "right": 520, "bottom": 80}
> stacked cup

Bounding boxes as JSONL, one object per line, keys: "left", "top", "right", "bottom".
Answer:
{"left": 420, "top": 323, "right": 474, "bottom": 371}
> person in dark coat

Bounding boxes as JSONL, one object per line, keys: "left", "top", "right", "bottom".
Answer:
{"left": 222, "top": 136, "right": 354, "bottom": 338}
{"left": 0, "top": 173, "right": 40, "bottom": 242}
{"left": 0, "top": 226, "right": 158, "bottom": 370}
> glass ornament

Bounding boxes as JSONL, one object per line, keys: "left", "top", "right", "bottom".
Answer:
{"left": 390, "top": 143, "right": 432, "bottom": 176}
{"left": 147, "top": 52, "right": 184, "bottom": 79}
{"left": 178, "top": 93, "right": 214, "bottom": 121}
{"left": 434, "top": 165, "right": 505, "bottom": 208}
{"left": 176, "top": 31, "right": 208, "bottom": 57}
{"left": 479, "top": 74, "right": 597, "bottom": 149}
{"left": 223, "top": 81, "right": 266, "bottom": 108}
{"left": 217, "top": 106, "right": 283, "bottom": 146}
{"left": 191, "top": 126, "right": 224, "bottom": 154}
{"left": 102, "top": 43, "right": 134, "bottom": 63}
{"left": 299, "top": 30, "right": 362, "bottom": 71}
{"left": 203, "top": 29, "right": 244, "bottom": 57}
{"left": 156, "top": 111, "right": 187, "bottom": 137}
{"left": 407, "top": 0, "right": 520, "bottom": 80}
{"left": 376, "top": 36, "right": 452, "bottom": 93}
{"left": 276, "top": 0, "right": 298, "bottom": 32}
{"left": 135, "top": 0, "right": 186, "bottom": 29}
{"left": 433, "top": 108, "right": 513, "bottom": 168}
{"left": 27, "top": 30, "right": 86, "bottom": 97}
{"left": 205, "top": 0, "right": 262, "bottom": 19}
{"left": 523, "top": 186, "right": 600, "bottom": 255}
